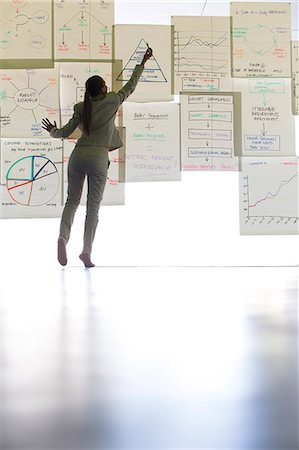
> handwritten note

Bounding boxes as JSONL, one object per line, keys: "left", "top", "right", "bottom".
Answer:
{"left": 233, "top": 78, "right": 295, "bottom": 156}
{"left": 0, "top": 0, "right": 53, "bottom": 69}
{"left": 123, "top": 102, "right": 181, "bottom": 181}
{"left": 231, "top": 2, "right": 292, "bottom": 78}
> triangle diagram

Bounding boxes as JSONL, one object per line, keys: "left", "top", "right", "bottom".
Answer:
{"left": 117, "top": 39, "right": 167, "bottom": 83}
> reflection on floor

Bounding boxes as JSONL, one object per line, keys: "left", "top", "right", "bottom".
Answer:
{"left": 0, "top": 265, "right": 298, "bottom": 450}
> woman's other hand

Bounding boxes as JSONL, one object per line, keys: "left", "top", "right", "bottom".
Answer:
{"left": 41, "top": 118, "right": 57, "bottom": 132}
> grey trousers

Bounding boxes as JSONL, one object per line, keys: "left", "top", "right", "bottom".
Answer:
{"left": 59, "top": 147, "right": 109, "bottom": 255}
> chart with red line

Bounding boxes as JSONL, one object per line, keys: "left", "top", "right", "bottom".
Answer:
{"left": 6, "top": 156, "right": 60, "bottom": 206}
{"left": 239, "top": 157, "right": 298, "bottom": 235}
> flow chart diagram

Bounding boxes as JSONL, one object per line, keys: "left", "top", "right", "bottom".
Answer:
{"left": 55, "top": 0, "right": 114, "bottom": 60}
{"left": 233, "top": 78, "right": 295, "bottom": 156}
{"left": 240, "top": 157, "right": 298, "bottom": 234}
{"left": 0, "top": 67, "right": 60, "bottom": 138}
{"left": 180, "top": 93, "right": 240, "bottom": 171}
{"left": 0, "top": 0, "right": 52, "bottom": 67}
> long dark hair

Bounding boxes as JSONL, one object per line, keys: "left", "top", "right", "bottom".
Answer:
{"left": 82, "top": 75, "right": 105, "bottom": 135}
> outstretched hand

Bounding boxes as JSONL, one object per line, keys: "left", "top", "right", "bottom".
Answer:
{"left": 141, "top": 46, "right": 153, "bottom": 65}
{"left": 41, "top": 118, "right": 57, "bottom": 132}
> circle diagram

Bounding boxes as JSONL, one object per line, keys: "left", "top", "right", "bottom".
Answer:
{"left": 14, "top": 88, "right": 40, "bottom": 110}
{"left": 6, "top": 155, "right": 59, "bottom": 206}
{"left": 244, "top": 25, "right": 277, "bottom": 56}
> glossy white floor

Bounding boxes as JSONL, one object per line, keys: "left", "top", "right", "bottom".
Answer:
{"left": 0, "top": 262, "right": 298, "bottom": 450}
{"left": 0, "top": 173, "right": 298, "bottom": 450}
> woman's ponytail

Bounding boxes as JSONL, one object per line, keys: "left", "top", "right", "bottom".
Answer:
{"left": 82, "top": 75, "right": 105, "bottom": 136}
{"left": 82, "top": 89, "right": 92, "bottom": 136}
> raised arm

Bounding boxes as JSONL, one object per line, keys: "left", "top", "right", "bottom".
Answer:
{"left": 116, "top": 47, "right": 153, "bottom": 104}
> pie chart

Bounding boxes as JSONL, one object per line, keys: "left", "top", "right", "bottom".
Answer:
{"left": 6, "top": 155, "right": 59, "bottom": 206}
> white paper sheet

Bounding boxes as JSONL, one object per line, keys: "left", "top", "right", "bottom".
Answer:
{"left": 0, "top": 138, "right": 63, "bottom": 218}
{"left": 114, "top": 24, "right": 173, "bottom": 102}
{"left": 171, "top": 16, "right": 233, "bottom": 94}
{"left": 0, "top": 0, "right": 53, "bottom": 68}
{"left": 0, "top": 66, "right": 60, "bottom": 138}
{"left": 239, "top": 157, "right": 298, "bottom": 235}
{"left": 123, "top": 102, "right": 181, "bottom": 181}
{"left": 180, "top": 92, "right": 241, "bottom": 171}
{"left": 54, "top": 0, "right": 114, "bottom": 61}
{"left": 233, "top": 78, "right": 295, "bottom": 156}
{"left": 231, "top": 2, "right": 292, "bottom": 78}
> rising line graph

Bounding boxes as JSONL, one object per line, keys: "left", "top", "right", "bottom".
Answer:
{"left": 248, "top": 173, "right": 298, "bottom": 209}
{"left": 241, "top": 162, "right": 298, "bottom": 235}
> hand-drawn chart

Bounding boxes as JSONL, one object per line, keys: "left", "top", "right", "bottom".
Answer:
{"left": 292, "top": 41, "right": 299, "bottom": 115}
{"left": 123, "top": 102, "right": 181, "bottom": 182}
{"left": 0, "top": 0, "right": 53, "bottom": 68}
{"left": 233, "top": 78, "right": 295, "bottom": 156}
{"left": 54, "top": 0, "right": 114, "bottom": 60}
{"left": 0, "top": 138, "right": 63, "bottom": 218}
{"left": 117, "top": 38, "right": 167, "bottom": 84}
{"left": 240, "top": 157, "right": 298, "bottom": 235}
{"left": 63, "top": 138, "right": 125, "bottom": 206}
{"left": 114, "top": 24, "right": 173, "bottom": 102}
{"left": 0, "top": 67, "right": 59, "bottom": 138}
{"left": 231, "top": 2, "right": 292, "bottom": 77}
{"left": 6, "top": 156, "right": 59, "bottom": 206}
{"left": 172, "top": 16, "right": 232, "bottom": 94}
{"left": 60, "top": 62, "right": 112, "bottom": 133}
{"left": 180, "top": 93, "right": 241, "bottom": 171}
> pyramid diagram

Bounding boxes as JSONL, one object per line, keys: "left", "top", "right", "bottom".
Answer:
{"left": 117, "top": 39, "right": 167, "bottom": 83}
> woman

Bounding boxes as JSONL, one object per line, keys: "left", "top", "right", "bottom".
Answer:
{"left": 42, "top": 47, "right": 153, "bottom": 267}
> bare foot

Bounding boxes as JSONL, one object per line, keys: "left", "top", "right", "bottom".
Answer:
{"left": 58, "top": 239, "right": 67, "bottom": 266}
{"left": 79, "top": 253, "right": 95, "bottom": 268}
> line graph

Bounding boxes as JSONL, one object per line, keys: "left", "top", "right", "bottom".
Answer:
{"left": 174, "top": 30, "right": 230, "bottom": 75}
{"left": 181, "top": 34, "right": 227, "bottom": 50}
{"left": 240, "top": 158, "right": 298, "bottom": 235}
{"left": 248, "top": 174, "right": 297, "bottom": 209}
{"left": 177, "top": 57, "right": 229, "bottom": 72}
{"left": 172, "top": 16, "right": 231, "bottom": 93}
